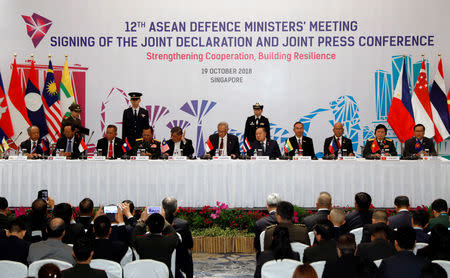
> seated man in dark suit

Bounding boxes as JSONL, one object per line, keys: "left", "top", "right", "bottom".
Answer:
{"left": 62, "top": 237, "right": 107, "bottom": 278}
{"left": 254, "top": 193, "right": 281, "bottom": 253}
{"left": 263, "top": 201, "right": 310, "bottom": 251}
{"left": 285, "top": 122, "right": 316, "bottom": 158}
{"left": 388, "top": 195, "right": 412, "bottom": 229}
{"left": 362, "top": 124, "right": 397, "bottom": 159}
{"left": 303, "top": 192, "right": 332, "bottom": 231}
{"left": 132, "top": 213, "right": 179, "bottom": 278}
{"left": 75, "top": 198, "right": 94, "bottom": 234}
{"left": 52, "top": 203, "right": 85, "bottom": 244}
{"left": 96, "top": 124, "right": 125, "bottom": 159}
{"left": 412, "top": 210, "right": 430, "bottom": 243}
{"left": 429, "top": 199, "right": 449, "bottom": 229}
{"left": 345, "top": 192, "right": 373, "bottom": 231}
{"left": 0, "top": 197, "right": 11, "bottom": 231}
{"left": 130, "top": 126, "right": 161, "bottom": 159}
{"left": 20, "top": 198, "right": 50, "bottom": 243}
{"left": 403, "top": 124, "right": 437, "bottom": 157}
{"left": 323, "top": 122, "right": 354, "bottom": 159}
{"left": 20, "top": 125, "right": 50, "bottom": 158}
{"left": 328, "top": 208, "right": 350, "bottom": 241}
{"left": 356, "top": 224, "right": 396, "bottom": 261}
{"left": 163, "top": 126, "right": 195, "bottom": 157}
{"left": 53, "top": 124, "right": 82, "bottom": 159}
{"left": 0, "top": 218, "right": 30, "bottom": 265}
{"left": 92, "top": 215, "right": 128, "bottom": 263}
{"left": 248, "top": 127, "right": 281, "bottom": 159}
{"left": 377, "top": 227, "right": 428, "bottom": 278}
{"left": 361, "top": 210, "right": 395, "bottom": 244}
{"left": 303, "top": 221, "right": 338, "bottom": 264}
{"left": 206, "top": 122, "right": 240, "bottom": 158}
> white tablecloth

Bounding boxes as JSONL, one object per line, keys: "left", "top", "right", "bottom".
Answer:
{"left": 1, "top": 159, "right": 449, "bottom": 208}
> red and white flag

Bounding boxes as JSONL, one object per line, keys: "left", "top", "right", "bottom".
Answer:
{"left": 0, "top": 71, "right": 14, "bottom": 139}
{"left": 78, "top": 137, "right": 88, "bottom": 153}
{"left": 429, "top": 57, "right": 450, "bottom": 143}
{"left": 205, "top": 138, "right": 214, "bottom": 153}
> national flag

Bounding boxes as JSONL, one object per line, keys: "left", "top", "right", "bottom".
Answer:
{"left": 205, "top": 138, "right": 214, "bottom": 153}
{"left": 161, "top": 139, "right": 170, "bottom": 153}
{"left": 0, "top": 144, "right": 3, "bottom": 153}
{"left": 6, "top": 58, "right": 31, "bottom": 144}
{"left": 429, "top": 56, "right": 450, "bottom": 143}
{"left": 42, "top": 60, "right": 62, "bottom": 143}
{"left": 59, "top": 58, "right": 75, "bottom": 118}
{"left": 370, "top": 140, "right": 380, "bottom": 153}
{"left": 242, "top": 138, "right": 252, "bottom": 153}
{"left": 2, "top": 137, "right": 9, "bottom": 152}
{"left": 387, "top": 57, "right": 416, "bottom": 143}
{"left": 283, "top": 139, "right": 293, "bottom": 154}
{"left": 414, "top": 138, "right": 423, "bottom": 152}
{"left": 78, "top": 137, "right": 87, "bottom": 153}
{"left": 122, "top": 137, "right": 131, "bottom": 152}
{"left": 0, "top": 71, "right": 14, "bottom": 139}
{"left": 39, "top": 137, "right": 49, "bottom": 153}
{"left": 328, "top": 138, "right": 338, "bottom": 154}
{"left": 25, "top": 59, "right": 48, "bottom": 136}
{"left": 411, "top": 59, "right": 435, "bottom": 138}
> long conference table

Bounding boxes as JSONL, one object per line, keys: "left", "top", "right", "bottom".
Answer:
{"left": 1, "top": 158, "right": 449, "bottom": 208}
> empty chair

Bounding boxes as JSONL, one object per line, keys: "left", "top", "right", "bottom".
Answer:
{"left": 413, "top": 242, "right": 428, "bottom": 255}
{"left": 91, "top": 259, "right": 122, "bottom": 278}
{"left": 350, "top": 227, "right": 363, "bottom": 244}
{"left": 123, "top": 259, "right": 169, "bottom": 278}
{"left": 308, "top": 231, "right": 315, "bottom": 246}
{"left": 432, "top": 260, "right": 450, "bottom": 276}
{"left": 261, "top": 259, "right": 301, "bottom": 278}
{"left": 0, "top": 260, "right": 28, "bottom": 278}
{"left": 310, "top": 260, "right": 326, "bottom": 277}
{"left": 374, "top": 259, "right": 382, "bottom": 267}
{"left": 290, "top": 242, "right": 309, "bottom": 263}
{"left": 171, "top": 249, "right": 176, "bottom": 277}
{"left": 28, "top": 259, "right": 73, "bottom": 277}
{"left": 120, "top": 247, "right": 135, "bottom": 267}
{"left": 260, "top": 230, "right": 266, "bottom": 252}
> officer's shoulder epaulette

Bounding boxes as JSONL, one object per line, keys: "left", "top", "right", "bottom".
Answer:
{"left": 135, "top": 138, "right": 143, "bottom": 142}
{"left": 368, "top": 138, "right": 375, "bottom": 141}
{"left": 294, "top": 223, "right": 307, "bottom": 228}
{"left": 153, "top": 139, "right": 160, "bottom": 143}
{"left": 266, "top": 224, "right": 277, "bottom": 230}
{"left": 385, "top": 138, "right": 393, "bottom": 141}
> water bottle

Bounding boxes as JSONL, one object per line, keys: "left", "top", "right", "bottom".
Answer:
{"left": 253, "top": 149, "right": 258, "bottom": 157}
{"left": 94, "top": 149, "right": 98, "bottom": 157}
{"left": 337, "top": 149, "right": 342, "bottom": 159}
{"left": 56, "top": 149, "right": 60, "bottom": 157}
{"left": 18, "top": 148, "right": 23, "bottom": 156}
{"left": 137, "top": 149, "right": 141, "bottom": 157}
{"left": 424, "top": 148, "right": 430, "bottom": 156}
{"left": 380, "top": 148, "right": 385, "bottom": 157}
{"left": 294, "top": 149, "right": 298, "bottom": 157}
{"left": 214, "top": 149, "right": 218, "bottom": 157}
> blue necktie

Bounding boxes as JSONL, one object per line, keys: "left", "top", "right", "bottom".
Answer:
{"left": 67, "top": 140, "right": 73, "bottom": 152}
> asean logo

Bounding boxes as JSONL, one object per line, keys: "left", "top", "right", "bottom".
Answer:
{"left": 21, "top": 13, "right": 52, "bottom": 48}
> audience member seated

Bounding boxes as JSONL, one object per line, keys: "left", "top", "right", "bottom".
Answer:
{"left": 356, "top": 223, "right": 396, "bottom": 261}
{"left": 38, "top": 263, "right": 62, "bottom": 278}
{"left": 254, "top": 226, "right": 300, "bottom": 278}
{"left": 254, "top": 193, "right": 281, "bottom": 253}
{"left": 420, "top": 263, "right": 448, "bottom": 278}
{"left": 0, "top": 197, "right": 11, "bottom": 232}
{"left": 62, "top": 237, "right": 107, "bottom": 278}
{"left": 345, "top": 192, "right": 373, "bottom": 231}
{"left": 377, "top": 227, "right": 428, "bottom": 278}
{"left": 322, "top": 234, "right": 377, "bottom": 278}
{"left": 75, "top": 198, "right": 94, "bottom": 233}
{"left": 328, "top": 208, "right": 349, "bottom": 241}
{"left": 416, "top": 224, "right": 450, "bottom": 261}
{"left": 302, "top": 192, "right": 332, "bottom": 232}
{"left": 412, "top": 210, "right": 430, "bottom": 243}
{"left": 263, "top": 201, "right": 310, "bottom": 251}
{"left": 162, "top": 197, "right": 194, "bottom": 278}
{"left": 360, "top": 210, "right": 395, "bottom": 244}
{"left": 27, "top": 217, "right": 76, "bottom": 265}
{"left": 122, "top": 199, "right": 137, "bottom": 231}
{"left": 388, "top": 196, "right": 412, "bottom": 229}
{"left": 53, "top": 203, "right": 85, "bottom": 244}
{"left": 21, "top": 198, "right": 53, "bottom": 242}
{"left": 429, "top": 199, "right": 449, "bottom": 229}
{"left": 292, "top": 264, "right": 318, "bottom": 278}
{"left": 92, "top": 215, "right": 128, "bottom": 263}
{"left": 132, "top": 213, "right": 179, "bottom": 278}
{"left": 0, "top": 218, "right": 30, "bottom": 265}
{"left": 303, "top": 221, "right": 338, "bottom": 264}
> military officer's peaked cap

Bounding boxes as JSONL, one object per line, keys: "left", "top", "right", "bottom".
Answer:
{"left": 253, "top": 102, "right": 263, "bottom": 109}
{"left": 128, "top": 92, "right": 142, "bottom": 100}
{"left": 69, "top": 103, "right": 81, "bottom": 112}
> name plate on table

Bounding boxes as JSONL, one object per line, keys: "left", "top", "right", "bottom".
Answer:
{"left": 422, "top": 156, "right": 434, "bottom": 161}
{"left": 293, "top": 156, "right": 311, "bottom": 161}
{"left": 213, "top": 156, "right": 231, "bottom": 160}
{"left": 339, "top": 156, "right": 356, "bottom": 160}
{"left": 87, "top": 156, "right": 106, "bottom": 161}
{"left": 251, "top": 156, "right": 270, "bottom": 160}
{"left": 381, "top": 156, "right": 400, "bottom": 161}
{"left": 130, "top": 156, "right": 149, "bottom": 161}
{"left": 169, "top": 156, "right": 187, "bottom": 160}
{"left": 8, "top": 156, "right": 28, "bottom": 160}
{"left": 48, "top": 156, "right": 67, "bottom": 160}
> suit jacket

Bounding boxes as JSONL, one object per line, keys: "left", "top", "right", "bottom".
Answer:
{"left": 360, "top": 223, "right": 395, "bottom": 244}
{"left": 207, "top": 133, "right": 240, "bottom": 157}
{"left": 403, "top": 136, "right": 437, "bottom": 157}
{"left": 96, "top": 137, "right": 125, "bottom": 159}
{"left": 322, "top": 254, "right": 377, "bottom": 278}
{"left": 131, "top": 138, "right": 161, "bottom": 158}
{"left": 60, "top": 116, "right": 83, "bottom": 135}
{"left": 323, "top": 136, "right": 354, "bottom": 157}
{"left": 302, "top": 209, "right": 330, "bottom": 231}
{"left": 332, "top": 224, "right": 350, "bottom": 241}
{"left": 27, "top": 238, "right": 75, "bottom": 265}
{"left": 356, "top": 238, "right": 397, "bottom": 261}
{"left": 53, "top": 136, "right": 82, "bottom": 159}
{"left": 345, "top": 210, "right": 373, "bottom": 231}
{"left": 173, "top": 218, "right": 193, "bottom": 278}
{"left": 62, "top": 264, "right": 107, "bottom": 278}
{"left": 244, "top": 115, "right": 270, "bottom": 142}
{"left": 62, "top": 223, "right": 86, "bottom": 245}
{"left": 264, "top": 222, "right": 310, "bottom": 251}
{"left": 416, "top": 244, "right": 450, "bottom": 261}
{"left": 429, "top": 213, "right": 450, "bottom": 229}
{"left": 388, "top": 210, "right": 412, "bottom": 230}
{"left": 0, "top": 235, "right": 30, "bottom": 265}
{"left": 286, "top": 136, "right": 316, "bottom": 158}
{"left": 414, "top": 228, "right": 430, "bottom": 243}
{"left": 362, "top": 138, "right": 397, "bottom": 158}
{"left": 20, "top": 138, "right": 50, "bottom": 156}
{"left": 0, "top": 214, "right": 11, "bottom": 230}
{"left": 20, "top": 213, "right": 49, "bottom": 243}
{"left": 165, "top": 139, "right": 195, "bottom": 157}
{"left": 75, "top": 216, "right": 93, "bottom": 234}
{"left": 93, "top": 238, "right": 128, "bottom": 263}
{"left": 254, "top": 212, "right": 277, "bottom": 252}
{"left": 376, "top": 251, "right": 428, "bottom": 278}
{"left": 249, "top": 139, "right": 281, "bottom": 159}
{"left": 122, "top": 107, "right": 149, "bottom": 147}
{"left": 254, "top": 250, "right": 300, "bottom": 278}
{"left": 303, "top": 239, "right": 338, "bottom": 264}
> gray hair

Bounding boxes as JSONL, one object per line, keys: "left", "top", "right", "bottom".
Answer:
{"left": 317, "top": 191, "right": 332, "bottom": 209}
{"left": 217, "top": 122, "right": 229, "bottom": 130}
{"left": 266, "top": 193, "right": 281, "bottom": 207}
{"left": 162, "top": 197, "right": 178, "bottom": 223}
{"left": 27, "top": 125, "right": 39, "bottom": 134}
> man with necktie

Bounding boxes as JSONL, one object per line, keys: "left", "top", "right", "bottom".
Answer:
{"left": 285, "top": 122, "right": 316, "bottom": 158}
{"left": 363, "top": 124, "right": 397, "bottom": 159}
{"left": 53, "top": 124, "right": 82, "bottom": 159}
{"left": 122, "top": 92, "right": 149, "bottom": 148}
{"left": 206, "top": 122, "right": 240, "bottom": 158}
{"left": 20, "top": 125, "right": 50, "bottom": 158}
{"left": 249, "top": 127, "right": 281, "bottom": 159}
{"left": 403, "top": 124, "right": 437, "bottom": 158}
{"left": 323, "top": 122, "right": 354, "bottom": 159}
{"left": 244, "top": 103, "right": 270, "bottom": 142}
{"left": 96, "top": 125, "right": 125, "bottom": 159}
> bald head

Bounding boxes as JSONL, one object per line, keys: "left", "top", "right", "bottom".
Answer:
{"left": 372, "top": 210, "right": 388, "bottom": 224}
{"left": 333, "top": 122, "right": 344, "bottom": 137}
{"left": 329, "top": 208, "right": 346, "bottom": 226}
{"left": 317, "top": 192, "right": 332, "bottom": 209}
{"left": 47, "top": 217, "right": 66, "bottom": 239}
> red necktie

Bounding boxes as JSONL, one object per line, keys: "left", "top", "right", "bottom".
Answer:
{"left": 219, "top": 138, "right": 224, "bottom": 155}
{"left": 108, "top": 141, "right": 113, "bottom": 158}
{"left": 336, "top": 137, "right": 341, "bottom": 149}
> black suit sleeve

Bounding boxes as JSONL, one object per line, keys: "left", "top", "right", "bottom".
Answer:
{"left": 230, "top": 135, "right": 240, "bottom": 156}
{"left": 273, "top": 141, "right": 281, "bottom": 158}
{"left": 122, "top": 110, "right": 128, "bottom": 140}
{"left": 424, "top": 138, "right": 437, "bottom": 155}
{"left": 182, "top": 139, "right": 195, "bottom": 157}
{"left": 323, "top": 137, "right": 331, "bottom": 156}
